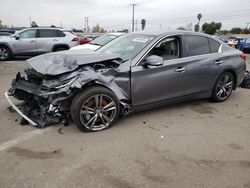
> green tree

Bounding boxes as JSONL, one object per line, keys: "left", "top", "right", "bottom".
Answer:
{"left": 0, "top": 19, "right": 2, "bottom": 28}
{"left": 197, "top": 14, "right": 202, "bottom": 22}
{"left": 230, "top": 27, "right": 242, "bottom": 34}
{"left": 92, "top": 24, "right": 106, "bottom": 33}
{"left": 194, "top": 13, "right": 202, "bottom": 32}
{"left": 202, "top": 22, "right": 222, "bottom": 35}
{"left": 219, "top": 30, "right": 229, "bottom": 35}
{"left": 242, "top": 28, "right": 250, "bottom": 34}
{"left": 72, "top": 28, "right": 83, "bottom": 32}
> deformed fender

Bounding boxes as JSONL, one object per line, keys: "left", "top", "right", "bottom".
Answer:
{"left": 70, "top": 64, "right": 131, "bottom": 112}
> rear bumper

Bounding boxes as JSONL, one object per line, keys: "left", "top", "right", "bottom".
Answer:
{"left": 4, "top": 92, "right": 38, "bottom": 126}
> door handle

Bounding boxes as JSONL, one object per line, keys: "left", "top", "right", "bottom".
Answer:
{"left": 53, "top": 39, "right": 58, "bottom": 42}
{"left": 215, "top": 60, "right": 223, "bottom": 65}
{"left": 30, "top": 40, "right": 36, "bottom": 43}
{"left": 175, "top": 67, "right": 186, "bottom": 72}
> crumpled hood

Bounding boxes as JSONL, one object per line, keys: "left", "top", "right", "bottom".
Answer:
{"left": 27, "top": 49, "right": 120, "bottom": 75}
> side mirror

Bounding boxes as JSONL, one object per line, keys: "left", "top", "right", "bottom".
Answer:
{"left": 15, "top": 35, "right": 20, "bottom": 40}
{"left": 142, "top": 55, "right": 163, "bottom": 67}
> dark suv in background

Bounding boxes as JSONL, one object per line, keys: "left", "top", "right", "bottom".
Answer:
{"left": 0, "top": 27, "right": 79, "bottom": 60}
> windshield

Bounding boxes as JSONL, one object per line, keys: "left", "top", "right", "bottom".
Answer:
{"left": 97, "top": 33, "right": 155, "bottom": 61}
{"left": 90, "top": 33, "right": 119, "bottom": 46}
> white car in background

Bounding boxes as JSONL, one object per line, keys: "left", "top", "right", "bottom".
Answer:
{"left": 70, "top": 32, "right": 124, "bottom": 51}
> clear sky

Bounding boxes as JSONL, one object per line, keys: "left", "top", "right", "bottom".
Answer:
{"left": 0, "top": 0, "right": 250, "bottom": 31}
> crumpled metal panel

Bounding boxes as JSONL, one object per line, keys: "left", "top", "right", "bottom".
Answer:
{"left": 70, "top": 64, "right": 131, "bottom": 103}
{"left": 7, "top": 49, "right": 131, "bottom": 127}
{"left": 27, "top": 49, "right": 120, "bottom": 75}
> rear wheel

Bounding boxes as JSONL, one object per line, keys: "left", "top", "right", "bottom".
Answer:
{"left": 211, "top": 72, "right": 235, "bottom": 102}
{"left": 71, "top": 86, "right": 120, "bottom": 132}
{"left": 0, "top": 46, "right": 12, "bottom": 61}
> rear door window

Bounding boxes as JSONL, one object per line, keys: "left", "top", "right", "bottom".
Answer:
{"left": 208, "top": 38, "right": 221, "bottom": 53}
{"left": 37, "top": 29, "right": 65, "bottom": 38}
{"left": 185, "top": 35, "right": 210, "bottom": 56}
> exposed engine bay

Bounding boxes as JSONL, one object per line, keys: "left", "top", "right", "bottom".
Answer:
{"left": 6, "top": 49, "right": 130, "bottom": 128}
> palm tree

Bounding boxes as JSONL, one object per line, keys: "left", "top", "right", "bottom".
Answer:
{"left": 195, "top": 13, "right": 202, "bottom": 32}
{"left": 141, "top": 19, "right": 146, "bottom": 30}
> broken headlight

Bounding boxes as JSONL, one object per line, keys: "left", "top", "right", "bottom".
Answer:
{"left": 42, "top": 72, "right": 78, "bottom": 89}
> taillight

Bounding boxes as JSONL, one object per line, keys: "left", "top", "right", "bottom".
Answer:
{"left": 240, "top": 53, "right": 246, "bottom": 62}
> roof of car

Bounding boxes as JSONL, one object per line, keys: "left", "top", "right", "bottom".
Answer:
{"left": 133, "top": 30, "right": 213, "bottom": 37}
{"left": 23, "top": 27, "right": 71, "bottom": 31}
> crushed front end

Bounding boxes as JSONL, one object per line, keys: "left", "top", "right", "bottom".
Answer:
{"left": 6, "top": 68, "right": 77, "bottom": 127}
{"left": 5, "top": 49, "right": 131, "bottom": 128}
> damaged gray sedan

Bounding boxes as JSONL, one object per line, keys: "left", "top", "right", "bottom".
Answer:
{"left": 5, "top": 31, "right": 246, "bottom": 132}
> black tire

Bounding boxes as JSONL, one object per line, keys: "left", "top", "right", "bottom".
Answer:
{"left": 0, "top": 46, "right": 12, "bottom": 61}
{"left": 210, "top": 72, "right": 235, "bottom": 102}
{"left": 71, "top": 86, "right": 120, "bottom": 132}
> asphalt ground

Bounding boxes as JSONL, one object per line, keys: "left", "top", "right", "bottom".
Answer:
{"left": 0, "top": 55, "right": 249, "bottom": 188}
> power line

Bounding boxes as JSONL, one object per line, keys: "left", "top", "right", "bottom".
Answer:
{"left": 147, "top": 9, "right": 250, "bottom": 23}
{"left": 90, "top": 0, "right": 159, "bottom": 19}
{"left": 91, "top": 8, "right": 250, "bottom": 30}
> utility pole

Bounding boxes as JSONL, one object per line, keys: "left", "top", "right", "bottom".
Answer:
{"left": 130, "top": 3, "right": 137, "bottom": 32}
{"left": 85, "top": 17, "right": 89, "bottom": 36}
{"left": 135, "top": 20, "right": 138, "bottom": 31}
{"left": 86, "top": 17, "right": 89, "bottom": 34}
{"left": 29, "top": 17, "right": 31, "bottom": 27}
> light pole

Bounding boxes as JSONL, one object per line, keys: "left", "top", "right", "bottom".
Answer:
{"left": 130, "top": 3, "right": 137, "bottom": 32}
{"left": 85, "top": 17, "right": 89, "bottom": 37}
{"left": 29, "top": 17, "right": 31, "bottom": 27}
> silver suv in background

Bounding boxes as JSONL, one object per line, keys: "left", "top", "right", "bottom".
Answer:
{"left": 0, "top": 27, "right": 79, "bottom": 60}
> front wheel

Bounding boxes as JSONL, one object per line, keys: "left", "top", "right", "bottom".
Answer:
{"left": 211, "top": 72, "right": 235, "bottom": 102}
{"left": 71, "top": 86, "right": 120, "bottom": 132}
{"left": 0, "top": 46, "right": 12, "bottom": 61}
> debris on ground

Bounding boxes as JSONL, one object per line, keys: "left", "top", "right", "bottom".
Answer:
{"left": 58, "top": 127, "right": 64, "bottom": 135}
{"left": 240, "top": 70, "right": 250, "bottom": 89}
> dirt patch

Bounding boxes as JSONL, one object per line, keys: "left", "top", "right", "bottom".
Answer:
{"left": 190, "top": 104, "right": 217, "bottom": 114}
{"left": 7, "top": 147, "right": 62, "bottom": 159}
{"left": 64, "top": 164, "right": 136, "bottom": 188}
{"left": 105, "top": 175, "right": 136, "bottom": 188}
{"left": 135, "top": 159, "right": 170, "bottom": 184}
{"left": 228, "top": 143, "right": 243, "bottom": 150}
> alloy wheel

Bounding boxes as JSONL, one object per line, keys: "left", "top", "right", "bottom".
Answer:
{"left": 79, "top": 94, "right": 117, "bottom": 131}
{"left": 215, "top": 74, "right": 233, "bottom": 101}
{"left": 0, "top": 47, "right": 9, "bottom": 60}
